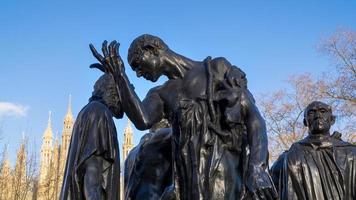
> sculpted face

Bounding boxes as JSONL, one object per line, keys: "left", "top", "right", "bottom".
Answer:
{"left": 133, "top": 49, "right": 163, "bottom": 82}
{"left": 304, "top": 101, "right": 335, "bottom": 135}
{"left": 109, "top": 94, "right": 123, "bottom": 119}
{"left": 128, "top": 34, "right": 168, "bottom": 82}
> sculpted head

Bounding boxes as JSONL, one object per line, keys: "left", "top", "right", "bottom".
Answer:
{"left": 90, "top": 74, "right": 123, "bottom": 119}
{"left": 303, "top": 101, "right": 335, "bottom": 135}
{"left": 127, "top": 34, "right": 169, "bottom": 82}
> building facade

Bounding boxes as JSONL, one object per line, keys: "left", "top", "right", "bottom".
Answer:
{"left": 37, "top": 96, "right": 74, "bottom": 200}
{"left": 121, "top": 120, "right": 134, "bottom": 199}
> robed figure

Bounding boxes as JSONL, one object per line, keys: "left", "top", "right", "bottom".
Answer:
{"left": 89, "top": 35, "right": 277, "bottom": 200}
{"left": 271, "top": 101, "right": 356, "bottom": 200}
{"left": 60, "top": 74, "right": 123, "bottom": 200}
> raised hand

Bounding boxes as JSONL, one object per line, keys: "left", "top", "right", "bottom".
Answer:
{"left": 89, "top": 40, "right": 125, "bottom": 79}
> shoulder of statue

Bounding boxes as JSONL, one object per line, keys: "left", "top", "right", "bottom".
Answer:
{"left": 332, "top": 137, "right": 356, "bottom": 148}
{"left": 207, "top": 57, "right": 232, "bottom": 71}
{"left": 147, "top": 85, "right": 165, "bottom": 95}
{"left": 288, "top": 142, "right": 306, "bottom": 155}
{"left": 206, "top": 57, "right": 247, "bottom": 87}
{"left": 84, "top": 101, "right": 111, "bottom": 117}
{"left": 282, "top": 144, "right": 307, "bottom": 167}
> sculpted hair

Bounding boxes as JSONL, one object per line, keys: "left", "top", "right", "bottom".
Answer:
{"left": 127, "top": 34, "right": 168, "bottom": 68}
{"left": 90, "top": 74, "right": 120, "bottom": 108}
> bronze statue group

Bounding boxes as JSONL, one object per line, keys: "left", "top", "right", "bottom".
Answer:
{"left": 59, "top": 35, "right": 356, "bottom": 200}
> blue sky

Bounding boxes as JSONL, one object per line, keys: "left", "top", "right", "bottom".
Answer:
{"left": 0, "top": 1, "right": 355, "bottom": 164}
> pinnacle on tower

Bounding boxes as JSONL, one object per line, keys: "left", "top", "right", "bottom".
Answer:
{"left": 122, "top": 119, "right": 134, "bottom": 162}
{"left": 64, "top": 94, "right": 73, "bottom": 122}
{"left": 43, "top": 111, "right": 53, "bottom": 139}
{"left": 124, "top": 120, "right": 133, "bottom": 135}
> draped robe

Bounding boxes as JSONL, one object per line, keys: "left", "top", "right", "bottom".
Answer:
{"left": 271, "top": 135, "right": 356, "bottom": 200}
{"left": 172, "top": 57, "right": 265, "bottom": 200}
{"left": 60, "top": 100, "right": 120, "bottom": 200}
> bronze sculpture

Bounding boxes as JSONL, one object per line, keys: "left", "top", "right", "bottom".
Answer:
{"left": 60, "top": 74, "right": 122, "bottom": 200}
{"left": 89, "top": 34, "right": 277, "bottom": 199}
{"left": 124, "top": 128, "right": 172, "bottom": 200}
{"left": 271, "top": 101, "right": 356, "bottom": 199}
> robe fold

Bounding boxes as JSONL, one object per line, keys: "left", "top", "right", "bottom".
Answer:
{"left": 172, "top": 57, "right": 273, "bottom": 200}
{"left": 60, "top": 100, "right": 120, "bottom": 200}
{"left": 272, "top": 134, "right": 356, "bottom": 200}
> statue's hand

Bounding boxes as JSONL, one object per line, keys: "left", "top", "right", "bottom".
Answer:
{"left": 89, "top": 40, "right": 125, "bottom": 79}
{"left": 246, "top": 167, "right": 278, "bottom": 200}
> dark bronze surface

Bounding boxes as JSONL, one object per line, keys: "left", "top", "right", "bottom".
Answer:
{"left": 60, "top": 74, "right": 122, "bottom": 200}
{"left": 90, "top": 34, "right": 277, "bottom": 200}
{"left": 125, "top": 128, "right": 173, "bottom": 200}
{"left": 271, "top": 101, "right": 356, "bottom": 199}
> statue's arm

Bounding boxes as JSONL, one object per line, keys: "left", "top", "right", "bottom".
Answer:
{"left": 117, "top": 75, "right": 165, "bottom": 130}
{"left": 241, "top": 89, "right": 277, "bottom": 199}
{"left": 89, "top": 41, "right": 164, "bottom": 130}
{"left": 241, "top": 89, "right": 268, "bottom": 169}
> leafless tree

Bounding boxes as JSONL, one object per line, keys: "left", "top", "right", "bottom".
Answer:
{"left": 10, "top": 137, "right": 38, "bottom": 200}
{"left": 259, "top": 29, "right": 356, "bottom": 162}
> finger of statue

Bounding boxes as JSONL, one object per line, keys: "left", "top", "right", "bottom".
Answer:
{"left": 109, "top": 41, "right": 116, "bottom": 55}
{"left": 102, "top": 40, "right": 109, "bottom": 58}
{"left": 89, "top": 44, "right": 104, "bottom": 64}
{"left": 108, "top": 41, "right": 118, "bottom": 73}
{"left": 89, "top": 63, "right": 107, "bottom": 73}
{"left": 108, "top": 41, "right": 116, "bottom": 61}
{"left": 115, "top": 41, "right": 120, "bottom": 55}
{"left": 112, "top": 42, "right": 124, "bottom": 71}
{"left": 112, "top": 42, "right": 119, "bottom": 58}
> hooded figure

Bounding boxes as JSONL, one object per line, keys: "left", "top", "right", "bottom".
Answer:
{"left": 271, "top": 101, "right": 356, "bottom": 200}
{"left": 60, "top": 73, "right": 123, "bottom": 200}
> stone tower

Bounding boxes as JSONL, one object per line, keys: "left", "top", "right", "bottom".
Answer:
{"left": 37, "top": 96, "right": 75, "bottom": 200}
{"left": 52, "top": 134, "right": 61, "bottom": 199}
{"left": 58, "top": 95, "right": 74, "bottom": 199}
{"left": 121, "top": 120, "right": 134, "bottom": 199}
{"left": 39, "top": 111, "right": 53, "bottom": 183}
{"left": 122, "top": 120, "right": 134, "bottom": 162}
{"left": 61, "top": 95, "right": 74, "bottom": 160}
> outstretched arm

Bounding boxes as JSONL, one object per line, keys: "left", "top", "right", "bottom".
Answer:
{"left": 89, "top": 41, "right": 164, "bottom": 130}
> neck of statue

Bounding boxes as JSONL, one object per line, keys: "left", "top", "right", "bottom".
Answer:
{"left": 164, "top": 50, "right": 201, "bottom": 79}
{"left": 308, "top": 131, "right": 331, "bottom": 140}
